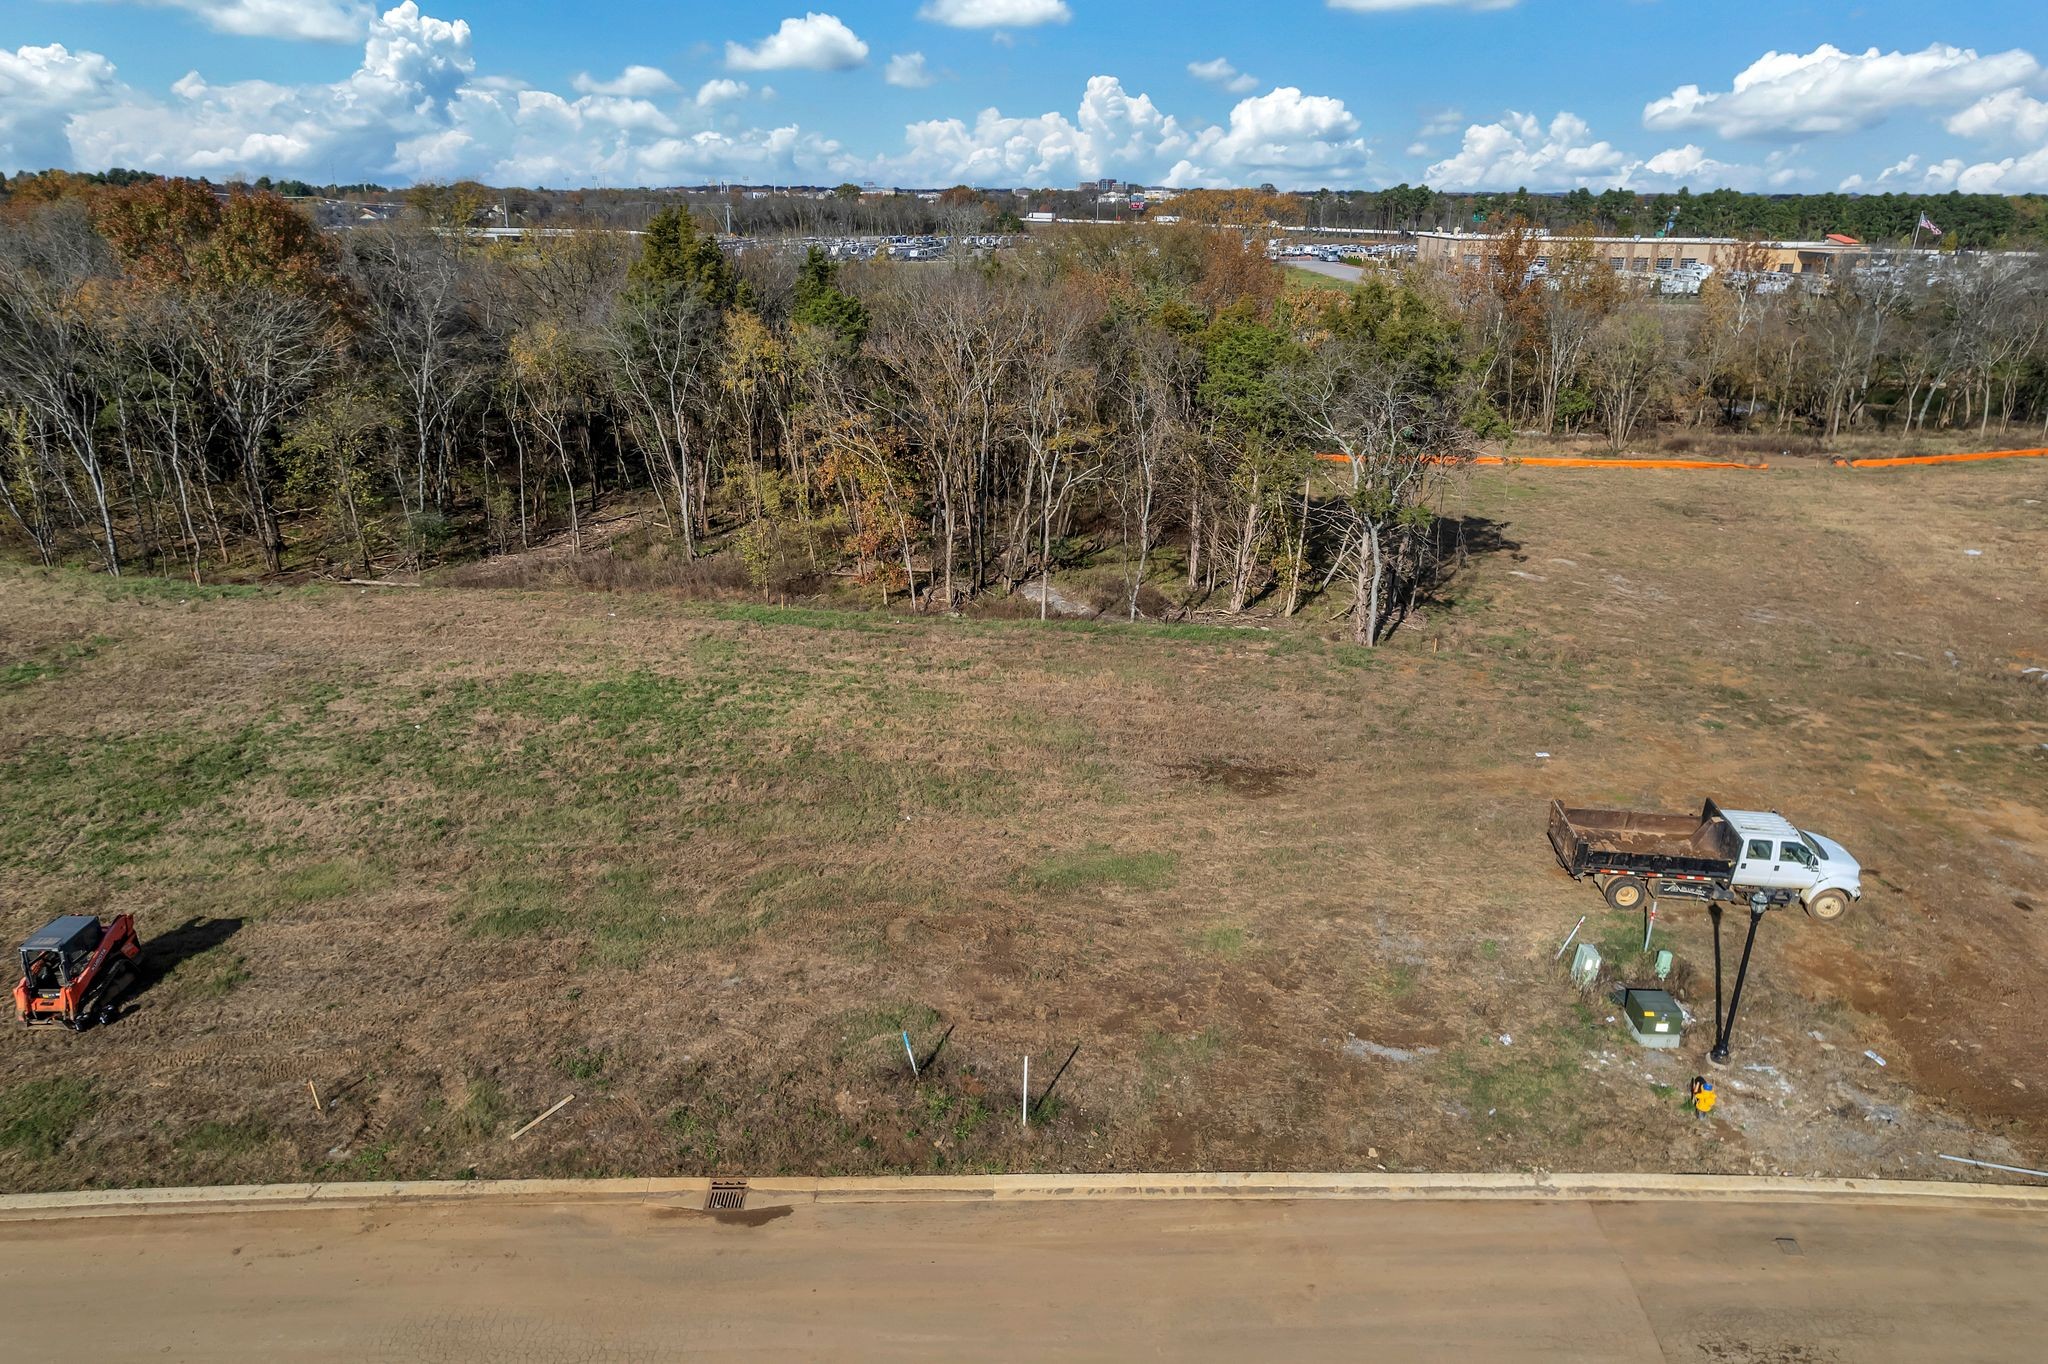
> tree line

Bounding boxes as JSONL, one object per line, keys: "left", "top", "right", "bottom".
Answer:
{"left": 1297, "top": 186, "right": 2048, "bottom": 251}
{"left": 1456, "top": 221, "right": 2048, "bottom": 446}
{"left": 14, "top": 168, "right": 2046, "bottom": 250}
{"left": 2, "top": 183, "right": 2044, "bottom": 646}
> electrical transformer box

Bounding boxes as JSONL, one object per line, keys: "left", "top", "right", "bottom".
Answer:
{"left": 1622, "top": 988, "right": 1683, "bottom": 1049}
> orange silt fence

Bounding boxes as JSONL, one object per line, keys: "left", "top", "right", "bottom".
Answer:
{"left": 1315, "top": 454, "right": 1768, "bottom": 471}
{"left": 1840, "top": 448, "right": 2048, "bottom": 468}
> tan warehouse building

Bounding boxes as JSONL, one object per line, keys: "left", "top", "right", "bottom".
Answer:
{"left": 1412, "top": 231, "right": 1866, "bottom": 276}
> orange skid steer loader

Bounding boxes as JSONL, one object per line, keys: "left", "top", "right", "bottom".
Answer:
{"left": 14, "top": 915, "right": 143, "bottom": 1030}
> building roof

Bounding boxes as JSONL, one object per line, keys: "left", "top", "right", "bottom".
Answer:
{"left": 1825, "top": 233, "right": 1862, "bottom": 246}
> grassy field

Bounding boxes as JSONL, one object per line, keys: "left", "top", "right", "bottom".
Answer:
{"left": 1, "top": 459, "right": 2044, "bottom": 1193}
{"left": 1281, "top": 262, "right": 1367, "bottom": 295}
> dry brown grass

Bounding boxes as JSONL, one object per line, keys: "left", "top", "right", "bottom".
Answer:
{"left": 1, "top": 457, "right": 2043, "bottom": 1193}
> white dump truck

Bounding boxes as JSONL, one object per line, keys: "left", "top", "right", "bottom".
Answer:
{"left": 1547, "top": 799, "right": 1864, "bottom": 921}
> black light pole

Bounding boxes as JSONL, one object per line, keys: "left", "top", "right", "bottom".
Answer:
{"left": 1710, "top": 893, "right": 1769, "bottom": 1064}
{"left": 1710, "top": 901, "right": 1724, "bottom": 1043}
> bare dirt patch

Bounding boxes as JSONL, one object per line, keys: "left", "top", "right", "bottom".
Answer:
{"left": 1171, "top": 758, "right": 1302, "bottom": 798}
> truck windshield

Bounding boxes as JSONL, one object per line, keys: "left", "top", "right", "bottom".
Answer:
{"left": 1799, "top": 832, "right": 1829, "bottom": 861}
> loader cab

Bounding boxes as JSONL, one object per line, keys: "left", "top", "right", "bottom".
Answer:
{"left": 19, "top": 916, "right": 103, "bottom": 993}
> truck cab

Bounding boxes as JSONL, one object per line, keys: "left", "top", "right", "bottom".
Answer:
{"left": 1721, "top": 809, "right": 1863, "bottom": 919}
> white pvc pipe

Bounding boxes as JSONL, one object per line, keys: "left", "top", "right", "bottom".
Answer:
{"left": 1938, "top": 1154, "right": 2048, "bottom": 1180}
{"left": 1022, "top": 1055, "right": 1030, "bottom": 1128}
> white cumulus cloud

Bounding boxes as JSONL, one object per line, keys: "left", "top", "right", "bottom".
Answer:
{"left": 1425, "top": 111, "right": 1625, "bottom": 190}
{"left": 572, "top": 65, "right": 677, "bottom": 98}
{"left": 71, "top": 1, "right": 370, "bottom": 44}
{"left": 918, "top": 0, "right": 1071, "bottom": 28}
{"left": 1844, "top": 147, "right": 2048, "bottom": 195}
{"left": 886, "top": 53, "right": 937, "bottom": 89}
{"left": 1645, "top": 43, "right": 2041, "bottom": 139}
{"left": 894, "top": 75, "right": 1184, "bottom": 185}
{"left": 1188, "top": 58, "right": 1257, "bottom": 95}
{"left": 2, "top": 42, "right": 122, "bottom": 169}
{"left": 726, "top": 13, "right": 869, "bottom": 73}
{"left": 695, "top": 78, "right": 749, "bottom": 108}
{"left": 885, "top": 76, "right": 1370, "bottom": 188}
{"left": 1167, "top": 86, "right": 1371, "bottom": 187}
{"left": 1944, "top": 88, "right": 2048, "bottom": 145}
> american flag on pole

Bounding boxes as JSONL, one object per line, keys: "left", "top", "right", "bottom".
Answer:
{"left": 1918, "top": 213, "right": 1943, "bottom": 238}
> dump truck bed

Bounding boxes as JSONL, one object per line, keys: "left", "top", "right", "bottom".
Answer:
{"left": 1547, "top": 800, "right": 1741, "bottom": 879}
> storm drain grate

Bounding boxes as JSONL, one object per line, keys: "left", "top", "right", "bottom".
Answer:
{"left": 707, "top": 1180, "right": 749, "bottom": 1211}
{"left": 1775, "top": 1237, "right": 1803, "bottom": 1257}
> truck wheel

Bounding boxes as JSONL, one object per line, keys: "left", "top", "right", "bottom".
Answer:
{"left": 1807, "top": 889, "right": 1851, "bottom": 922}
{"left": 1604, "top": 877, "right": 1648, "bottom": 911}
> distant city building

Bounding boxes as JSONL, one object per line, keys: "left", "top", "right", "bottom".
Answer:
{"left": 1411, "top": 230, "right": 1875, "bottom": 277}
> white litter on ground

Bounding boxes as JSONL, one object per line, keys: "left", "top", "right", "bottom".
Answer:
{"left": 1343, "top": 1037, "right": 1438, "bottom": 1064}
{"left": 1865, "top": 1050, "right": 1887, "bottom": 1067}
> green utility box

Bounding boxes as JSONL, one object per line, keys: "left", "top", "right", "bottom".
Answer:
{"left": 1622, "top": 988, "right": 1684, "bottom": 1049}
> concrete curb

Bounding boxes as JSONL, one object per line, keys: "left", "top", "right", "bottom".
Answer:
{"left": 4, "top": 1170, "right": 2045, "bottom": 1221}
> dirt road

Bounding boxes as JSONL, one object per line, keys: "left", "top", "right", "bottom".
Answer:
{"left": 6, "top": 1188, "right": 2043, "bottom": 1361}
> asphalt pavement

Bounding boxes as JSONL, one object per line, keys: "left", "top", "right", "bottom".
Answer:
{"left": 5, "top": 1184, "right": 2042, "bottom": 1361}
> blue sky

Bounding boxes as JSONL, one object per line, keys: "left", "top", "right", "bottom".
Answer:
{"left": 4, "top": 1, "right": 2046, "bottom": 192}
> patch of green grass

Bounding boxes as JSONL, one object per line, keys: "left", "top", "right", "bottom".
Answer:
{"left": 164, "top": 946, "right": 250, "bottom": 1001}
{"left": 177, "top": 1115, "right": 272, "bottom": 1157}
{"left": 723, "top": 747, "right": 1014, "bottom": 841}
{"left": 0, "top": 727, "right": 265, "bottom": 873}
{"left": 451, "top": 1078, "right": 509, "bottom": 1141}
{"left": 711, "top": 602, "right": 890, "bottom": 633}
{"left": 667, "top": 1101, "right": 725, "bottom": 1166}
{"left": 1023, "top": 846, "right": 1178, "bottom": 894}
{"left": 560, "top": 1047, "right": 610, "bottom": 1084}
{"left": 1592, "top": 908, "right": 1652, "bottom": 966}
{"left": 1140, "top": 1027, "right": 1226, "bottom": 1070}
{"left": 1282, "top": 264, "right": 1362, "bottom": 294}
{"left": 457, "top": 871, "right": 570, "bottom": 939}
{"left": 827, "top": 1002, "right": 942, "bottom": 1062}
{"left": 1197, "top": 924, "right": 1247, "bottom": 956}
{"left": 0, "top": 1077, "right": 94, "bottom": 1159}
{"left": 1385, "top": 962, "right": 1419, "bottom": 998}
{"left": 332, "top": 1141, "right": 394, "bottom": 1180}
{"left": 274, "top": 858, "right": 389, "bottom": 908}
{"left": 583, "top": 866, "right": 694, "bottom": 968}
{"left": 1007, "top": 709, "right": 1096, "bottom": 755}
{"left": 0, "top": 637, "right": 105, "bottom": 692}
{"left": 913, "top": 1086, "right": 991, "bottom": 1146}
{"left": 91, "top": 575, "right": 271, "bottom": 603}
{"left": 1138, "top": 1027, "right": 1227, "bottom": 1101}
{"left": 1446, "top": 1015, "right": 1602, "bottom": 1142}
